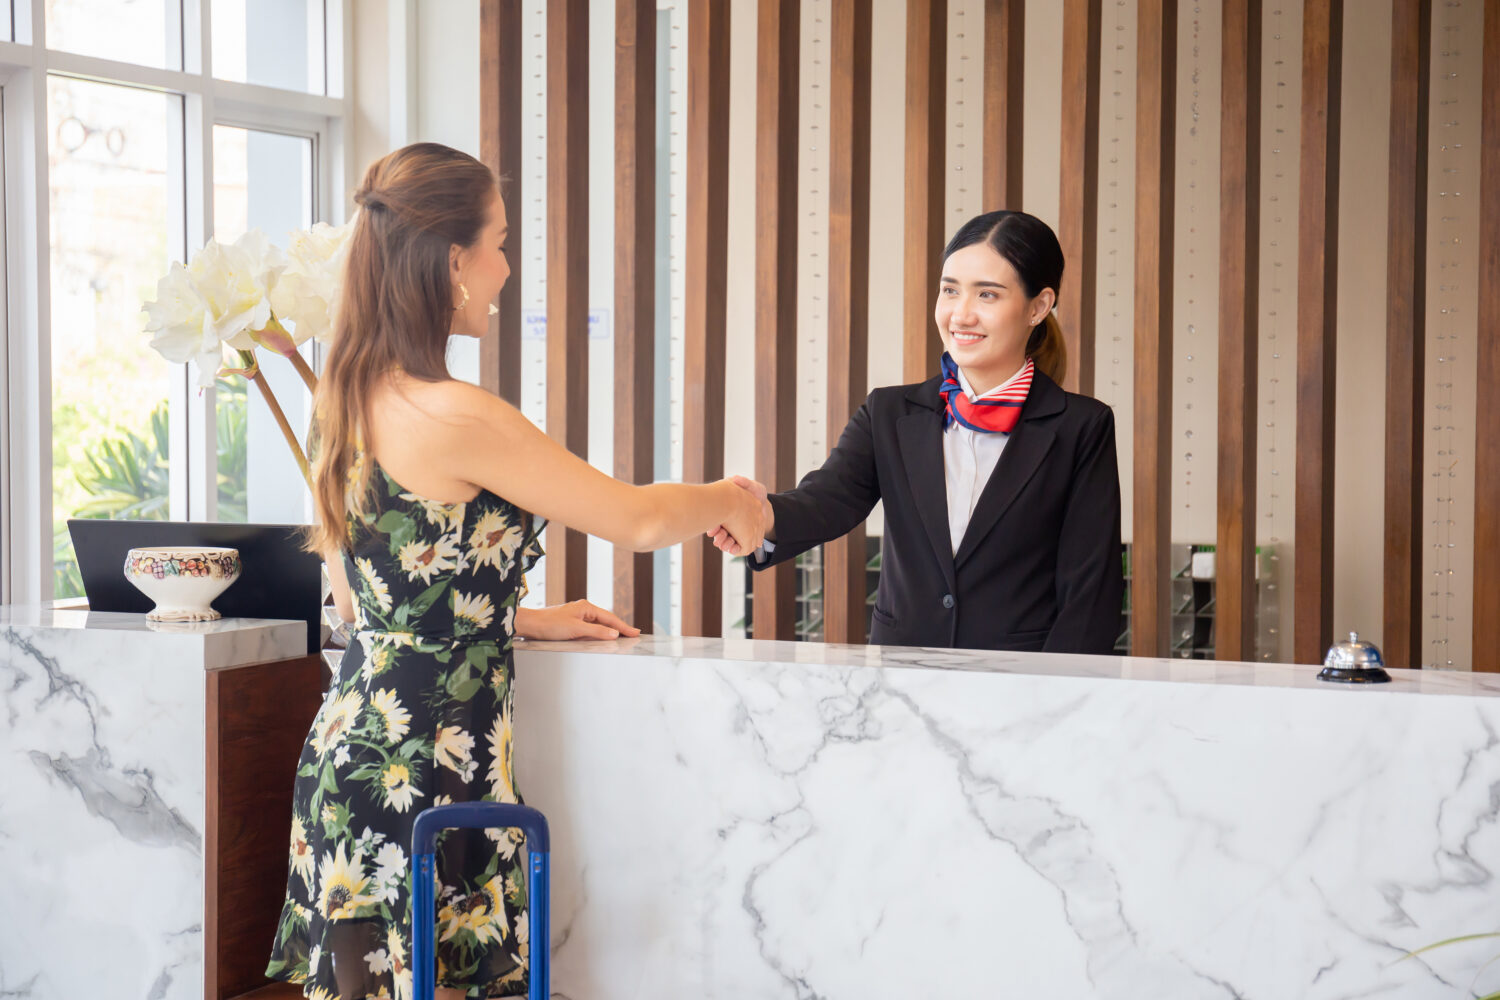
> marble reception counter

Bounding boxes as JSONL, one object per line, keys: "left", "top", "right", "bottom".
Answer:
{"left": 0, "top": 607, "right": 317, "bottom": 1000}
{"left": 511, "top": 636, "right": 1500, "bottom": 1000}
{"left": 5, "top": 607, "right": 1500, "bottom": 999}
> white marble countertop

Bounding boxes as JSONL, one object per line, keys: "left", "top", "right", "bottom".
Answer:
{"left": 0, "top": 605, "right": 306, "bottom": 670}
{"left": 516, "top": 633, "right": 1500, "bottom": 699}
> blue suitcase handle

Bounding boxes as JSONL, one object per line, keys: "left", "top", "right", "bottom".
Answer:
{"left": 410, "top": 803, "right": 550, "bottom": 1000}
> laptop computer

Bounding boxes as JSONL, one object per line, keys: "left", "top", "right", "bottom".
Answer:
{"left": 68, "top": 519, "right": 325, "bottom": 654}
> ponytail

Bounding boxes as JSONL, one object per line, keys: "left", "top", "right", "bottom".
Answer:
{"left": 1027, "top": 312, "right": 1068, "bottom": 386}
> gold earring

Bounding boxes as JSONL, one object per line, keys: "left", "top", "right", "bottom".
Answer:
{"left": 454, "top": 282, "right": 470, "bottom": 311}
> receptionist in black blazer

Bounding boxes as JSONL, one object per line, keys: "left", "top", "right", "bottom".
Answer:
{"left": 711, "top": 210, "right": 1123, "bottom": 654}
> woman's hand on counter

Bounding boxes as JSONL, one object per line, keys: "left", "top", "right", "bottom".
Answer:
{"left": 514, "top": 600, "right": 643, "bottom": 641}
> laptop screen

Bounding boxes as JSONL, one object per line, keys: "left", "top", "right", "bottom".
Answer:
{"left": 68, "top": 519, "right": 324, "bottom": 654}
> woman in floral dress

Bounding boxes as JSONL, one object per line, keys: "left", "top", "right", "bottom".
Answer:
{"left": 267, "top": 143, "right": 766, "bottom": 1000}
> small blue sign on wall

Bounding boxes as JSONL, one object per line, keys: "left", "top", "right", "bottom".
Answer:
{"left": 522, "top": 309, "right": 611, "bottom": 341}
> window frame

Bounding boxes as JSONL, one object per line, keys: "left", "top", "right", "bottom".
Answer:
{"left": 0, "top": 0, "right": 350, "bottom": 605}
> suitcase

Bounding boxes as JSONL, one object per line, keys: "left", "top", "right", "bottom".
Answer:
{"left": 410, "top": 802, "right": 551, "bottom": 1000}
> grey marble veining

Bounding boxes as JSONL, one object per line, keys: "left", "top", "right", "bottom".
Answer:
{"left": 0, "top": 607, "right": 303, "bottom": 1000}
{"left": 513, "top": 638, "right": 1500, "bottom": 999}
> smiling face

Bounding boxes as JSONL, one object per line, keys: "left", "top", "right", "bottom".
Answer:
{"left": 934, "top": 243, "right": 1055, "bottom": 395}
{"left": 448, "top": 188, "right": 511, "bottom": 339}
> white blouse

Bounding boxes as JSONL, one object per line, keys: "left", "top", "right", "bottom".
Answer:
{"left": 942, "top": 364, "right": 1026, "bottom": 555}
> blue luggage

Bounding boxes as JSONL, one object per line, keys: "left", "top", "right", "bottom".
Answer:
{"left": 410, "top": 803, "right": 551, "bottom": 1000}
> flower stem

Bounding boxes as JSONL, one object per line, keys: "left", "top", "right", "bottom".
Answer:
{"left": 288, "top": 350, "right": 319, "bottom": 395}
{"left": 249, "top": 369, "right": 312, "bottom": 489}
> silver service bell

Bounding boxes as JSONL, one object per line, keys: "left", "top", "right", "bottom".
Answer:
{"left": 1316, "top": 631, "right": 1392, "bottom": 684}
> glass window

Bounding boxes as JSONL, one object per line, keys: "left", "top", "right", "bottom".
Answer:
{"left": 48, "top": 77, "right": 178, "bottom": 597}
{"left": 212, "top": 124, "right": 314, "bottom": 524}
{"left": 45, "top": 0, "right": 178, "bottom": 70}
{"left": 212, "top": 0, "right": 326, "bottom": 94}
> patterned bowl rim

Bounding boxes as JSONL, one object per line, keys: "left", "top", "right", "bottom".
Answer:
{"left": 126, "top": 546, "right": 241, "bottom": 560}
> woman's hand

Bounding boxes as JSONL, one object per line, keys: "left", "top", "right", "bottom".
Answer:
{"left": 709, "top": 477, "right": 767, "bottom": 556}
{"left": 514, "top": 600, "right": 643, "bottom": 641}
{"left": 709, "top": 475, "right": 773, "bottom": 554}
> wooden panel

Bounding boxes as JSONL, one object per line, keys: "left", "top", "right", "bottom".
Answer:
{"left": 903, "top": 0, "right": 947, "bottom": 383}
{"left": 205, "top": 655, "right": 323, "bottom": 1000}
{"left": 545, "top": 0, "right": 591, "bottom": 605}
{"left": 479, "top": 0, "right": 523, "bottom": 405}
{"left": 1383, "top": 0, "right": 1431, "bottom": 670}
{"left": 982, "top": 0, "right": 1025, "bottom": 212}
{"left": 1216, "top": 0, "right": 1262, "bottom": 662}
{"left": 1130, "top": 0, "right": 1175, "bottom": 658}
{"left": 614, "top": 0, "right": 656, "bottom": 629}
{"left": 1476, "top": 0, "right": 1500, "bottom": 670}
{"left": 752, "top": 0, "right": 800, "bottom": 641}
{"left": 681, "top": 0, "right": 731, "bottom": 637}
{"left": 1293, "top": 0, "right": 1342, "bottom": 665}
{"left": 825, "top": 0, "right": 873, "bottom": 645}
{"left": 1057, "top": 0, "right": 1101, "bottom": 395}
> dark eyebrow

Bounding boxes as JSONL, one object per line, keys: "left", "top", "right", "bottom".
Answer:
{"left": 939, "top": 276, "right": 1006, "bottom": 289}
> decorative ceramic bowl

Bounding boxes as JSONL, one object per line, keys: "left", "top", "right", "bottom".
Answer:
{"left": 123, "top": 546, "right": 242, "bottom": 622}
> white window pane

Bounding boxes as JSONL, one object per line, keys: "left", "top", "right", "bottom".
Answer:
{"left": 48, "top": 77, "right": 178, "bottom": 597}
{"left": 45, "top": 0, "right": 178, "bottom": 70}
{"left": 212, "top": 124, "right": 314, "bottom": 525}
{"left": 212, "top": 0, "right": 326, "bottom": 94}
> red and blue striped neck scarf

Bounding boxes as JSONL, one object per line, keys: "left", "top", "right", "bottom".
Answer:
{"left": 939, "top": 353, "right": 1035, "bottom": 434}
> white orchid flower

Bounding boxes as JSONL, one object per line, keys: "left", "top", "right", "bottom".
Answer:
{"left": 270, "top": 219, "right": 354, "bottom": 345}
{"left": 142, "top": 261, "right": 224, "bottom": 388}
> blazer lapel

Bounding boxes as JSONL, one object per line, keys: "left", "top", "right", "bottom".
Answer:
{"left": 953, "top": 372, "right": 1065, "bottom": 568}
{"left": 896, "top": 379, "right": 958, "bottom": 594}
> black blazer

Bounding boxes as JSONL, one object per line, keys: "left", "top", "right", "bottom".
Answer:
{"left": 753, "top": 370, "right": 1123, "bottom": 653}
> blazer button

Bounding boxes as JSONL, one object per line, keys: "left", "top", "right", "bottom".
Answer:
{"left": 942, "top": 593, "right": 955, "bottom": 609}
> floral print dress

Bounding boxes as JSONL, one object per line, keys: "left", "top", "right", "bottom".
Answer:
{"left": 268, "top": 463, "right": 544, "bottom": 1000}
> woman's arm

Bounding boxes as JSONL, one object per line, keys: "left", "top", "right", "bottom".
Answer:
{"left": 445, "top": 383, "right": 764, "bottom": 554}
{"left": 740, "top": 396, "right": 883, "bottom": 569}
{"left": 1043, "top": 405, "right": 1126, "bottom": 654}
{"left": 325, "top": 548, "right": 355, "bottom": 624}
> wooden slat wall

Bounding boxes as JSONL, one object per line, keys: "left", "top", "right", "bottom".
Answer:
{"left": 824, "top": 0, "right": 873, "bottom": 646}
{"left": 1131, "top": 0, "right": 1176, "bottom": 658}
{"left": 614, "top": 0, "right": 656, "bottom": 628}
{"left": 982, "top": 0, "right": 1025, "bottom": 213}
{"left": 752, "top": 0, "right": 800, "bottom": 641}
{"left": 681, "top": 0, "right": 731, "bottom": 637}
{"left": 1293, "top": 0, "right": 1342, "bottom": 664}
{"left": 1216, "top": 0, "right": 1262, "bottom": 662}
{"left": 1383, "top": 0, "right": 1431, "bottom": 670}
{"left": 479, "top": 0, "right": 523, "bottom": 406}
{"left": 1476, "top": 0, "right": 1500, "bottom": 670}
{"left": 1057, "top": 0, "right": 1101, "bottom": 395}
{"left": 545, "top": 0, "right": 591, "bottom": 605}
{"left": 903, "top": 0, "right": 947, "bottom": 383}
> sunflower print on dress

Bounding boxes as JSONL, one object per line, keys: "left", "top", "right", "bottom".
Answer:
{"left": 268, "top": 460, "right": 544, "bottom": 1000}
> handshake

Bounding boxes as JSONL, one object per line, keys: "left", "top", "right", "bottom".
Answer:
{"left": 707, "top": 475, "right": 775, "bottom": 557}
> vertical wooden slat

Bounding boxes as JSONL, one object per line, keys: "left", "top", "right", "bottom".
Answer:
{"left": 614, "top": 0, "right": 656, "bottom": 628}
{"left": 1293, "top": 0, "right": 1342, "bottom": 664}
{"left": 1057, "top": 0, "right": 1101, "bottom": 395}
{"left": 903, "top": 0, "right": 947, "bottom": 383}
{"left": 825, "top": 0, "right": 873, "bottom": 645}
{"left": 1216, "top": 0, "right": 1262, "bottom": 662}
{"left": 545, "top": 0, "right": 590, "bottom": 605}
{"left": 1131, "top": 0, "right": 1176, "bottom": 659}
{"left": 479, "top": 0, "right": 523, "bottom": 406}
{"left": 1383, "top": 0, "right": 1430, "bottom": 669}
{"left": 752, "top": 0, "right": 800, "bottom": 641}
{"left": 681, "top": 0, "right": 731, "bottom": 637}
{"left": 1475, "top": 0, "right": 1500, "bottom": 670}
{"left": 982, "top": 0, "right": 1025, "bottom": 212}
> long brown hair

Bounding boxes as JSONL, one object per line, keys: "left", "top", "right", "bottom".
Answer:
{"left": 942, "top": 210, "right": 1069, "bottom": 385}
{"left": 306, "top": 142, "right": 498, "bottom": 554}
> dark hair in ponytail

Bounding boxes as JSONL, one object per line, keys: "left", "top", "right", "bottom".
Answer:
{"left": 941, "top": 210, "right": 1068, "bottom": 385}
